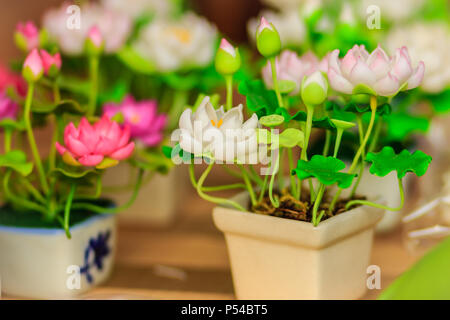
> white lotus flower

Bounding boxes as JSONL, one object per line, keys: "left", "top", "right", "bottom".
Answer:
{"left": 386, "top": 22, "right": 450, "bottom": 93}
{"left": 133, "top": 12, "right": 217, "bottom": 72}
{"left": 248, "top": 10, "right": 305, "bottom": 48}
{"left": 101, "top": 0, "right": 173, "bottom": 19}
{"left": 42, "top": 2, "right": 132, "bottom": 55}
{"left": 173, "top": 97, "right": 259, "bottom": 164}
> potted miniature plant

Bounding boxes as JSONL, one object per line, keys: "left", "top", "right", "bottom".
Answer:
{"left": 166, "top": 18, "right": 432, "bottom": 299}
{"left": 0, "top": 20, "right": 162, "bottom": 298}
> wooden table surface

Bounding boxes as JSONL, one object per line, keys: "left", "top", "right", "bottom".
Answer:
{"left": 80, "top": 188, "right": 422, "bottom": 301}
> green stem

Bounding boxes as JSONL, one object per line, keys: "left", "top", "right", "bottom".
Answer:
{"left": 269, "top": 56, "right": 284, "bottom": 108}
{"left": 268, "top": 150, "right": 280, "bottom": 208}
{"left": 24, "top": 82, "right": 49, "bottom": 194}
{"left": 350, "top": 116, "right": 367, "bottom": 198}
{"left": 345, "top": 178, "right": 404, "bottom": 211}
{"left": 298, "top": 103, "right": 315, "bottom": 200}
{"left": 333, "top": 128, "right": 344, "bottom": 158}
{"left": 221, "top": 164, "right": 243, "bottom": 179}
{"left": 278, "top": 147, "right": 285, "bottom": 191}
{"left": 368, "top": 119, "right": 382, "bottom": 154}
{"left": 238, "top": 164, "right": 257, "bottom": 206}
{"left": 258, "top": 172, "right": 270, "bottom": 203}
{"left": 21, "top": 178, "right": 46, "bottom": 204}
{"left": 4, "top": 128, "right": 12, "bottom": 152}
{"left": 322, "top": 130, "right": 331, "bottom": 156}
{"left": 225, "top": 74, "right": 233, "bottom": 111}
{"left": 63, "top": 184, "right": 76, "bottom": 239}
{"left": 248, "top": 165, "right": 264, "bottom": 187}
{"left": 53, "top": 81, "right": 61, "bottom": 103}
{"left": 312, "top": 183, "right": 325, "bottom": 226}
{"left": 88, "top": 55, "right": 99, "bottom": 117}
{"left": 190, "top": 163, "right": 246, "bottom": 192}
{"left": 329, "top": 96, "right": 377, "bottom": 212}
{"left": 167, "top": 90, "right": 189, "bottom": 130}
{"left": 194, "top": 161, "right": 246, "bottom": 211}
{"left": 287, "top": 148, "right": 297, "bottom": 197}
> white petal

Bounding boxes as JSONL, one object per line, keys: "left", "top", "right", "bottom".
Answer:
{"left": 242, "top": 113, "right": 259, "bottom": 131}
{"left": 178, "top": 108, "right": 193, "bottom": 133}
{"left": 328, "top": 67, "right": 354, "bottom": 94}
{"left": 373, "top": 73, "right": 400, "bottom": 96}
{"left": 179, "top": 131, "right": 204, "bottom": 155}
{"left": 327, "top": 49, "right": 341, "bottom": 75}
{"left": 349, "top": 59, "right": 376, "bottom": 86}
{"left": 391, "top": 48, "right": 413, "bottom": 83}
{"left": 220, "top": 104, "right": 244, "bottom": 130}
{"left": 341, "top": 49, "right": 358, "bottom": 77}
{"left": 407, "top": 61, "right": 425, "bottom": 90}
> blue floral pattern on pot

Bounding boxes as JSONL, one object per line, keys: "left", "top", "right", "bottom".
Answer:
{"left": 80, "top": 230, "right": 111, "bottom": 284}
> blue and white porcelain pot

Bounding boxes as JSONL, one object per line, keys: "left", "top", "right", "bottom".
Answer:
{"left": 0, "top": 212, "right": 116, "bottom": 299}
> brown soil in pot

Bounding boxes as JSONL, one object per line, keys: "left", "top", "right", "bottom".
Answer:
{"left": 251, "top": 188, "right": 366, "bottom": 223}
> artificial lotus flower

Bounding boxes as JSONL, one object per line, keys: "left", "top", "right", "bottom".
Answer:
{"left": 386, "top": 22, "right": 450, "bottom": 93}
{"left": 101, "top": 0, "right": 173, "bottom": 19}
{"left": 262, "top": 50, "right": 328, "bottom": 95}
{"left": 327, "top": 44, "right": 425, "bottom": 97}
{"left": 22, "top": 48, "right": 44, "bottom": 82}
{"left": 14, "top": 21, "right": 40, "bottom": 52}
{"left": 248, "top": 10, "right": 305, "bottom": 50}
{"left": 173, "top": 96, "right": 259, "bottom": 164}
{"left": 0, "top": 91, "right": 19, "bottom": 121}
{"left": 103, "top": 95, "right": 167, "bottom": 147}
{"left": 42, "top": 2, "right": 131, "bottom": 55}
{"left": 215, "top": 38, "right": 241, "bottom": 76}
{"left": 85, "top": 26, "right": 104, "bottom": 55}
{"left": 55, "top": 115, "right": 135, "bottom": 167}
{"left": 301, "top": 71, "right": 328, "bottom": 105}
{"left": 132, "top": 12, "right": 217, "bottom": 72}
{"left": 40, "top": 50, "right": 61, "bottom": 77}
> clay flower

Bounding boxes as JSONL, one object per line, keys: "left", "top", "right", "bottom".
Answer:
{"left": 42, "top": 2, "right": 131, "bottom": 55}
{"left": 56, "top": 115, "right": 135, "bottom": 167}
{"left": 103, "top": 95, "right": 167, "bottom": 147}
{"left": 132, "top": 12, "right": 217, "bottom": 72}
{"left": 173, "top": 96, "right": 259, "bottom": 163}
{"left": 262, "top": 50, "right": 328, "bottom": 94}
{"left": 22, "top": 48, "right": 44, "bottom": 82}
{"left": 40, "top": 50, "right": 61, "bottom": 77}
{"left": 248, "top": 10, "right": 305, "bottom": 49}
{"left": 0, "top": 91, "right": 19, "bottom": 121}
{"left": 14, "top": 21, "right": 40, "bottom": 52}
{"left": 386, "top": 22, "right": 450, "bottom": 93}
{"left": 328, "top": 45, "right": 425, "bottom": 96}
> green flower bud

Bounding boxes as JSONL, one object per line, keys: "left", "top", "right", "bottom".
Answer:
{"left": 215, "top": 38, "right": 241, "bottom": 75}
{"left": 256, "top": 17, "right": 281, "bottom": 58}
{"left": 301, "top": 71, "right": 328, "bottom": 106}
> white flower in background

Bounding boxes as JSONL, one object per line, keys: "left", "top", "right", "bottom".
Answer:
{"left": 359, "top": 0, "right": 424, "bottom": 22}
{"left": 248, "top": 10, "right": 305, "bottom": 48}
{"left": 133, "top": 12, "right": 217, "bottom": 72}
{"left": 174, "top": 97, "right": 259, "bottom": 164}
{"left": 42, "top": 2, "right": 131, "bottom": 55}
{"left": 386, "top": 23, "right": 450, "bottom": 93}
{"left": 101, "top": 0, "right": 173, "bottom": 19}
{"left": 262, "top": 50, "right": 328, "bottom": 95}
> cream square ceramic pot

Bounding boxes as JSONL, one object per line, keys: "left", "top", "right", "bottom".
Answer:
{"left": 0, "top": 214, "right": 116, "bottom": 299}
{"left": 103, "top": 164, "right": 187, "bottom": 227}
{"left": 213, "top": 193, "right": 384, "bottom": 300}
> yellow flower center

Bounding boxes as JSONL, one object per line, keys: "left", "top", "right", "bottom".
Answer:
{"left": 211, "top": 119, "right": 223, "bottom": 128}
{"left": 168, "top": 27, "right": 192, "bottom": 44}
{"left": 130, "top": 114, "right": 140, "bottom": 124}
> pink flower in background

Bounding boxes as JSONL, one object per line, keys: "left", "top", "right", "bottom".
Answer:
{"left": 262, "top": 50, "right": 328, "bottom": 94}
{"left": 86, "top": 26, "right": 103, "bottom": 49}
{"left": 328, "top": 44, "right": 425, "bottom": 96}
{"left": 56, "top": 115, "right": 135, "bottom": 167}
{"left": 42, "top": 2, "right": 131, "bottom": 55}
{"left": 0, "top": 65, "right": 26, "bottom": 97}
{"left": 103, "top": 95, "right": 167, "bottom": 147}
{"left": 0, "top": 91, "right": 19, "bottom": 121}
{"left": 40, "top": 50, "right": 62, "bottom": 76}
{"left": 15, "top": 21, "right": 39, "bottom": 51}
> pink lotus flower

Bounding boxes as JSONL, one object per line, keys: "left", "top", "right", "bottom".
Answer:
{"left": 0, "top": 91, "right": 19, "bottom": 121}
{"left": 103, "top": 95, "right": 167, "bottom": 147}
{"left": 56, "top": 115, "right": 135, "bottom": 167}
{"left": 328, "top": 44, "right": 425, "bottom": 96}
{"left": 22, "top": 48, "right": 44, "bottom": 82}
{"left": 0, "top": 64, "right": 26, "bottom": 97}
{"left": 262, "top": 50, "right": 328, "bottom": 94}
{"left": 40, "top": 50, "right": 62, "bottom": 76}
{"left": 15, "top": 21, "right": 39, "bottom": 51}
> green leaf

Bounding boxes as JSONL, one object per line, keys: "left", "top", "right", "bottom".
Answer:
{"left": 278, "top": 128, "right": 304, "bottom": 148}
{"left": 343, "top": 101, "right": 392, "bottom": 116}
{"left": 0, "top": 118, "right": 25, "bottom": 131}
{"left": 331, "top": 119, "right": 355, "bottom": 130}
{"left": 256, "top": 128, "right": 271, "bottom": 144}
{"left": 426, "top": 89, "right": 450, "bottom": 114}
{"left": 384, "top": 112, "right": 430, "bottom": 142}
{"left": 50, "top": 167, "right": 99, "bottom": 181}
{"left": 117, "top": 45, "right": 156, "bottom": 74}
{"left": 292, "top": 155, "right": 356, "bottom": 188}
{"left": 0, "top": 150, "right": 33, "bottom": 176}
{"left": 276, "top": 107, "right": 336, "bottom": 130}
{"left": 96, "top": 158, "right": 119, "bottom": 170}
{"left": 278, "top": 80, "right": 296, "bottom": 94}
{"left": 259, "top": 114, "right": 284, "bottom": 127}
{"left": 366, "top": 147, "right": 432, "bottom": 179}
{"left": 238, "top": 79, "right": 279, "bottom": 117}
{"left": 379, "top": 236, "right": 450, "bottom": 300}
{"left": 31, "top": 99, "right": 85, "bottom": 115}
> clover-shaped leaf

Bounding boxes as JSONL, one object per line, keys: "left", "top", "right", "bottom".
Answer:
{"left": 292, "top": 155, "right": 356, "bottom": 188}
{"left": 278, "top": 128, "right": 304, "bottom": 149}
{"left": 259, "top": 114, "right": 284, "bottom": 127}
{"left": 0, "top": 150, "right": 33, "bottom": 176}
{"left": 343, "top": 101, "right": 391, "bottom": 116}
{"left": 275, "top": 107, "right": 336, "bottom": 130}
{"left": 366, "top": 147, "right": 432, "bottom": 179}
{"left": 0, "top": 118, "right": 25, "bottom": 131}
{"left": 238, "top": 79, "right": 279, "bottom": 117}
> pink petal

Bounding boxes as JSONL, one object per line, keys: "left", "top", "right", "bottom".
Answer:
{"left": 373, "top": 73, "right": 400, "bottom": 96}
{"left": 367, "top": 48, "right": 390, "bottom": 80}
{"left": 66, "top": 134, "right": 90, "bottom": 157}
{"left": 23, "top": 48, "right": 43, "bottom": 77}
{"left": 327, "top": 50, "right": 341, "bottom": 75}
{"left": 109, "top": 142, "right": 135, "bottom": 160}
{"left": 55, "top": 142, "right": 67, "bottom": 155}
{"left": 94, "top": 136, "right": 117, "bottom": 155}
{"left": 104, "top": 120, "right": 122, "bottom": 142}
{"left": 341, "top": 49, "right": 358, "bottom": 77}
{"left": 78, "top": 154, "right": 104, "bottom": 166}
{"left": 94, "top": 114, "right": 113, "bottom": 137}
{"left": 349, "top": 59, "right": 376, "bottom": 86}
{"left": 328, "top": 67, "right": 354, "bottom": 94}
{"left": 391, "top": 48, "right": 413, "bottom": 83}
{"left": 140, "top": 133, "right": 163, "bottom": 147}
{"left": 64, "top": 122, "right": 78, "bottom": 146}
{"left": 116, "top": 125, "right": 131, "bottom": 148}
{"left": 407, "top": 61, "right": 425, "bottom": 90}
{"left": 219, "top": 38, "right": 236, "bottom": 56}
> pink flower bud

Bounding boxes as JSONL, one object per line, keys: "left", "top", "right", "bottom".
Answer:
{"left": 22, "top": 48, "right": 43, "bottom": 82}
{"left": 219, "top": 38, "right": 236, "bottom": 57}
{"left": 87, "top": 26, "right": 103, "bottom": 48}
{"left": 15, "top": 21, "right": 39, "bottom": 51}
{"left": 257, "top": 17, "right": 273, "bottom": 35}
{"left": 40, "top": 50, "right": 62, "bottom": 77}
